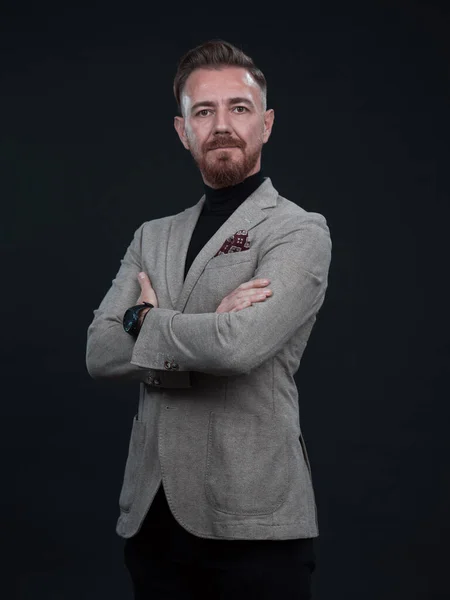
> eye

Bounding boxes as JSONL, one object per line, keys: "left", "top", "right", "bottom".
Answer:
{"left": 196, "top": 109, "right": 212, "bottom": 117}
{"left": 233, "top": 106, "right": 248, "bottom": 113}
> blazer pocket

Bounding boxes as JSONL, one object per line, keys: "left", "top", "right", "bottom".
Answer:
{"left": 205, "top": 248, "right": 257, "bottom": 269}
{"left": 205, "top": 411, "right": 289, "bottom": 515}
{"left": 118, "top": 415, "right": 146, "bottom": 513}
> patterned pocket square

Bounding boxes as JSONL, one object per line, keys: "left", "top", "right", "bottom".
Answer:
{"left": 214, "top": 229, "right": 251, "bottom": 257}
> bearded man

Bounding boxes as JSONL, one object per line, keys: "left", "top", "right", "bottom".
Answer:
{"left": 86, "top": 39, "right": 332, "bottom": 600}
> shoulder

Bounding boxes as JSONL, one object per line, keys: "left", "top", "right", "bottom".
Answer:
{"left": 267, "top": 194, "right": 331, "bottom": 246}
{"left": 133, "top": 209, "right": 185, "bottom": 238}
{"left": 276, "top": 195, "right": 329, "bottom": 230}
{"left": 258, "top": 178, "right": 330, "bottom": 237}
{"left": 258, "top": 194, "right": 332, "bottom": 275}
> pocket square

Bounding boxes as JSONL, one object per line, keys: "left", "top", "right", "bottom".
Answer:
{"left": 214, "top": 229, "right": 251, "bottom": 257}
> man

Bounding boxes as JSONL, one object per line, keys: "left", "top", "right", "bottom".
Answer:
{"left": 86, "top": 39, "right": 332, "bottom": 599}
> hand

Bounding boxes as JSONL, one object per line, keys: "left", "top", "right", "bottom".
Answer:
{"left": 215, "top": 278, "right": 272, "bottom": 314}
{"left": 136, "top": 271, "right": 159, "bottom": 326}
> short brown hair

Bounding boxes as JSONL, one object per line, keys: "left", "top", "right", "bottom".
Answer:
{"left": 173, "top": 39, "right": 267, "bottom": 115}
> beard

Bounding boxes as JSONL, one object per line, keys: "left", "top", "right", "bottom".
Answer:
{"left": 188, "top": 135, "right": 263, "bottom": 188}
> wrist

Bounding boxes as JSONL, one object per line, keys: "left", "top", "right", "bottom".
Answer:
{"left": 123, "top": 302, "right": 153, "bottom": 338}
{"left": 137, "top": 307, "right": 151, "bottom": 329}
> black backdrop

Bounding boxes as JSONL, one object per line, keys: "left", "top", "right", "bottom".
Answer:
{"left": 2, "top": 1, "right": 449, "bottom": 598}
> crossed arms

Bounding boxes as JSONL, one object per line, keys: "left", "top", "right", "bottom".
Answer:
{"left": 86, "top": 214, "right": 332, "bottom": 381}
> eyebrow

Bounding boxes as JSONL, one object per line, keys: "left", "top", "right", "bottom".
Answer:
{"left": 190, "top": 97, "right": 255, "bottom": 113}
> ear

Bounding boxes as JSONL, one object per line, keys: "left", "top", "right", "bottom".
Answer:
{"left": 262, "top": 109, "right": 275, "bottom": 144}
{"left": 174, "top": 116, "right": 190, "bottom": 150}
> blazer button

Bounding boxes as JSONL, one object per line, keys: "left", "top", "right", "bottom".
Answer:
{"left": 171, "top": 362, "right": 179, "bottom": 370}
{"left": 153, "top": 378, "right": 161, "bottom": 385}
{"left": 146, "top": 375, "right": 154, "bottom": 384}
{"left": 164, "top": 360, "right": 172, "bottom": 370}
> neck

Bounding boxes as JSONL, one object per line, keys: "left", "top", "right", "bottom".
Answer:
{"left": 202, "top": 169, "right": 265, "bottom": 215}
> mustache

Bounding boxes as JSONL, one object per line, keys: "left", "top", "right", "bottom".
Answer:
{"left": 204, "top": 138, "right": 245, "bottom": 151}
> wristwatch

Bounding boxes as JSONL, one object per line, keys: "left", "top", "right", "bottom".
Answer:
{"left": 123, "top": 302, "right": 154, "bottom": 337}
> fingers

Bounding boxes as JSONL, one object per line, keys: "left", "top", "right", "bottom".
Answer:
{"left": 237, "top": 278, "right": 270, "bottom": 291}
{"left": 239, "top": 288, "right": 272, "bottom": 302}
{"left": 215, "top": 278, "right": 273, "bottom": 313}
{"left": 230, "top": 299, "right": 252, "bottom": 312}
{"left": 228, "top": 288, "right": 273, "bottom": 313}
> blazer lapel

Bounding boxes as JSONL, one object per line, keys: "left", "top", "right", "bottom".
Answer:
{"left": 166, "top": 177, "right": 278, "bottom": 312}
{"left": 165, "top": 197, "right": 205, "bottom": 311}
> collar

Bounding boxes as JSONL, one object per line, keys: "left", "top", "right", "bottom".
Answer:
{"left": 202, "top": 170, "right": 265, "bottom": 215}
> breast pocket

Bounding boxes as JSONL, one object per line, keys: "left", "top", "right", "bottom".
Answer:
{"left": 198, "top": 250, "right": 258, "bottom": 312}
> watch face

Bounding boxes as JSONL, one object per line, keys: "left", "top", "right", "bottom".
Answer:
{"left": 124, "top": 308, "right": 137, "bottom": 332}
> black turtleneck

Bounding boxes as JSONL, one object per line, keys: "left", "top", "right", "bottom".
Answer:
{"left": 183, "top": 170, "right": 265, "bottom": 280}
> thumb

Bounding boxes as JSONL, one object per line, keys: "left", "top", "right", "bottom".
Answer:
{"left": 138, "top": 272, "right": 151, "bottom": 285}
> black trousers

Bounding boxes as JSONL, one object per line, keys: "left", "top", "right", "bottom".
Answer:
{"left": 124, "top": 483, "right": 316, "bottom": 599}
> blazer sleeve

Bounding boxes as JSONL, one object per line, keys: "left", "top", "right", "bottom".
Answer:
{"left": 130, "top": 213, "right": 332, "bottom": 376}
{"left": 85, "top": 221, "right": 191, "bottom": 388}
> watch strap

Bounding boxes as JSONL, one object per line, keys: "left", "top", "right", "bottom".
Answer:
{"left": 123, "top": 302, "right": 154, "bottom": 337}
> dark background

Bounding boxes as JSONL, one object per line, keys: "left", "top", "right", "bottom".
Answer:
{"left": 2, "top": 1, "right": 449, "bottom": 598}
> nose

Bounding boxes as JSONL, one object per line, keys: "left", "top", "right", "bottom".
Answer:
{"left": 212, "top": 107, "right": 232, "bottom": 134}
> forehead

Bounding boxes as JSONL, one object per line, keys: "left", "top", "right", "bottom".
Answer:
{"left": 182, "top": 66, "right": 261, "bottom": 109}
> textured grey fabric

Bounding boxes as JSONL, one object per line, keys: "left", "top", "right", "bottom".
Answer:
{"left": 86, "top": 177, "right": 332, "bottom": 540}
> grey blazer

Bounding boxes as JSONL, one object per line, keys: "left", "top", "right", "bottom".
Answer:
{"left": 86, "top": 177, "right": 332, "bottom": 540}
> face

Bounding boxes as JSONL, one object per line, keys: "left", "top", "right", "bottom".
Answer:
{"left": 174, "top": 66, "right": 274, "bottom": 188}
